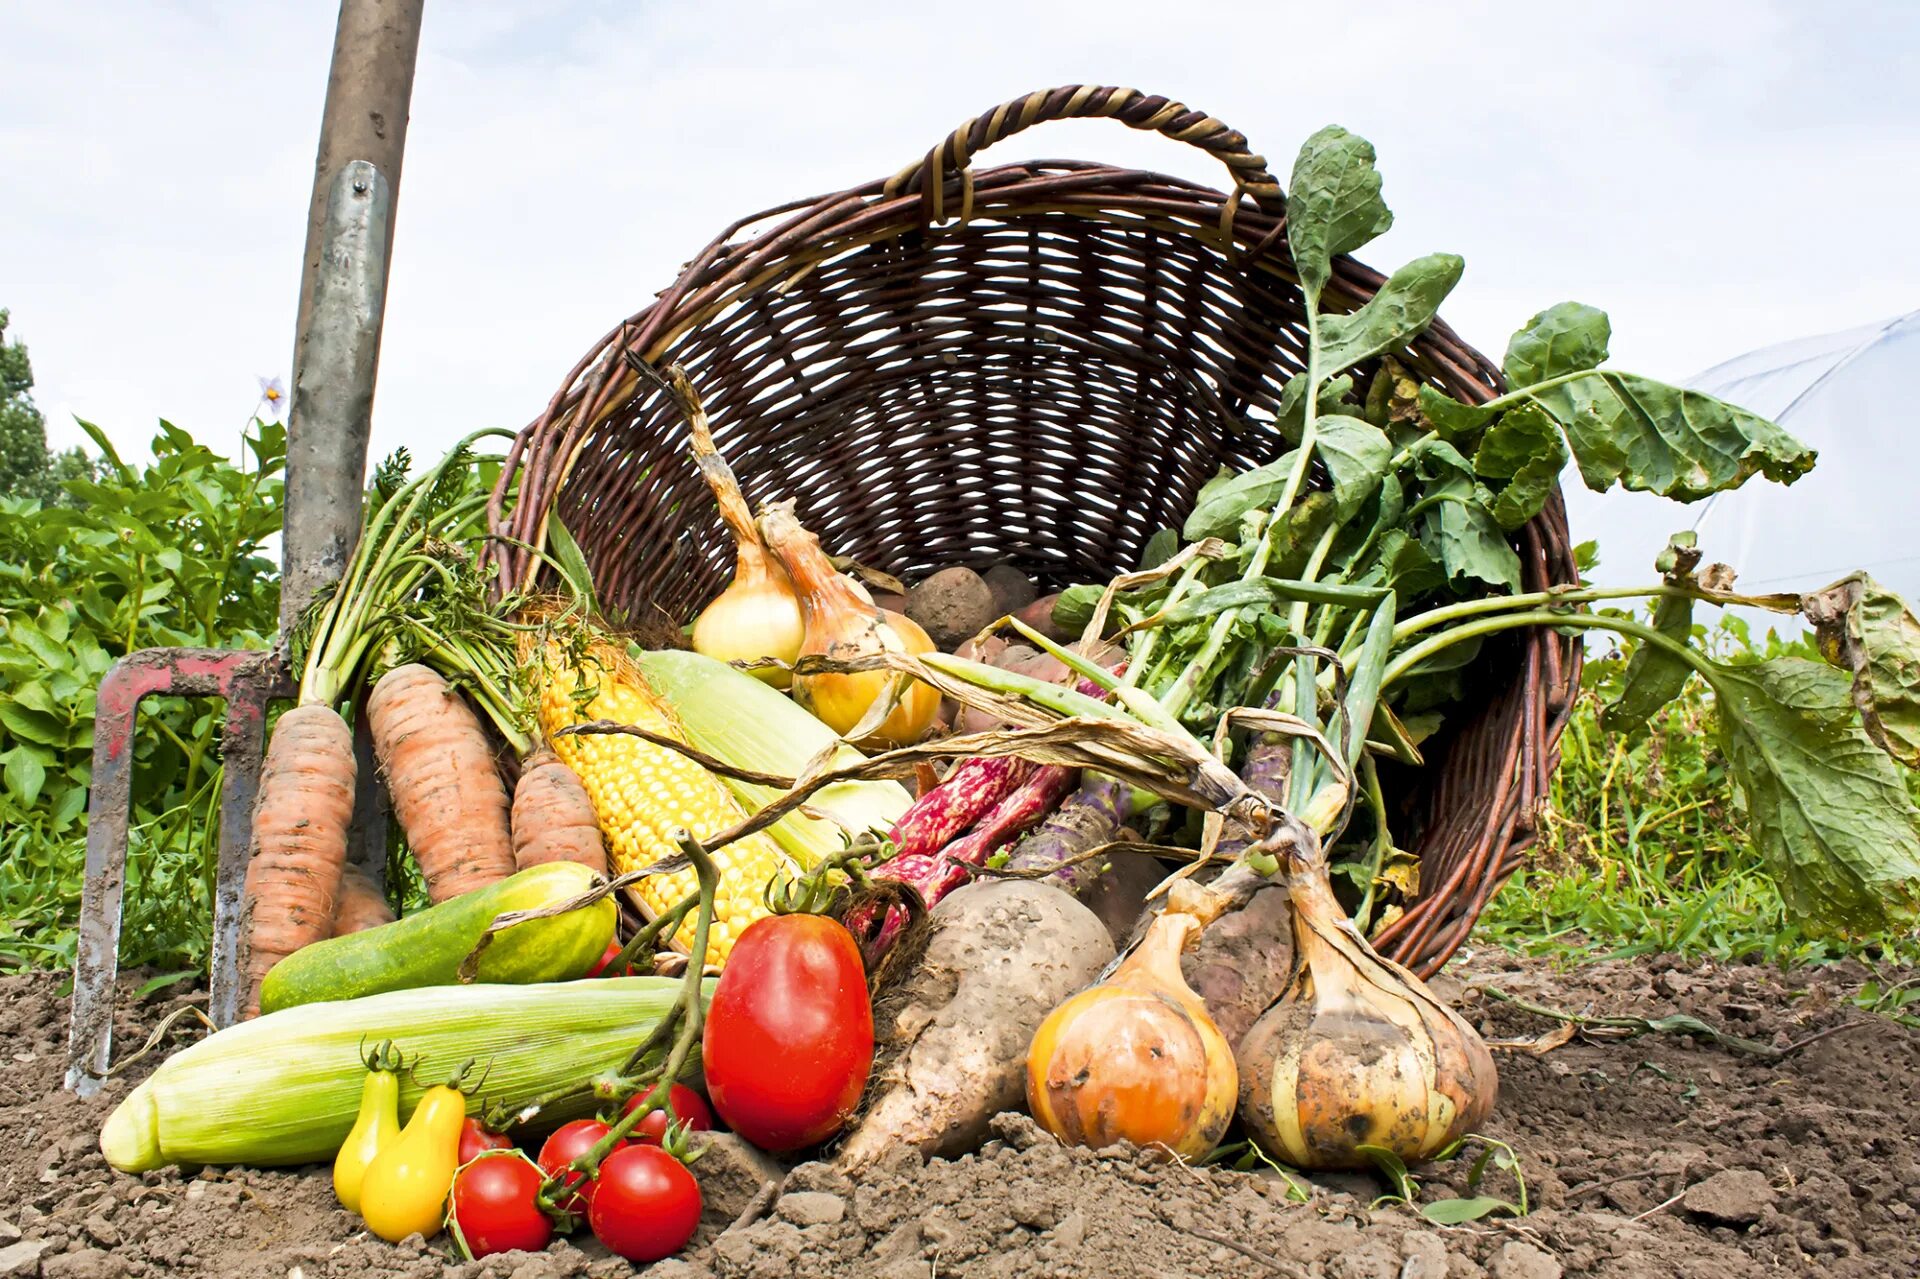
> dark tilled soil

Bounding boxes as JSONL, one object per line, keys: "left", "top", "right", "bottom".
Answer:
{"left": 4, "top": 951, "right": 1917, "bottom": 1279}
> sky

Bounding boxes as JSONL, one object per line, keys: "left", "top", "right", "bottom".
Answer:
{"left": 4, "top": 1, "right": 1918, "bottom": 570}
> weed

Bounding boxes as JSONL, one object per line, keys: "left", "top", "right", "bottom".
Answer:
{"left": 1477, "top": 613, "right": 1920, "bottom": 968}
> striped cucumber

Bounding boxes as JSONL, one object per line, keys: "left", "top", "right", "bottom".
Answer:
{"left": 259, "top": 862, "right": 615, "bottom": 1014}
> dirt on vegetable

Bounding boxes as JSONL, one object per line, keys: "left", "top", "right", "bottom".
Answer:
{"left": 6, "top": 949, "right": 1918, "bottom": 1279}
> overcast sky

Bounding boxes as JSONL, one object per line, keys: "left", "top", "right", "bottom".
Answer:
{"left": 5, "top": 1, "right": 1917, "bottom": 497}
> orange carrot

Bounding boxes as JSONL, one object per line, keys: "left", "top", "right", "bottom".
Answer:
{"left": 240, "top": 703, "right": 356, "bottom": 1017}
{"left": 332, "top": 862, "right": 396, "bottom": 936}
{"left": 510, "top": 749, "right": 608, "bottom": 874}
{"left": 367, "top": 663, "right": 515, "bottom": 903}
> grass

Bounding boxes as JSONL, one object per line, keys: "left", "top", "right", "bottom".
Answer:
{"left": 1476, "top": 613, "right": 1920, "bottom": 969}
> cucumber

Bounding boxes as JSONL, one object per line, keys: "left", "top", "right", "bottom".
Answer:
{"left": 259, "top": 862, "right": 617, "bottom": 1014}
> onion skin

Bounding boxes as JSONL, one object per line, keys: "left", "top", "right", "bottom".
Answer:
{"left": 692, "top": 553, "right": 805, "bottom": 688}
{"left": 1025, "top": 910, "right": 1237, "bottom": 1161}
{"left": 759, "top": 501, "right": 939, "bottom": 747}
{"left": 1237, "top": 856, "right": 1496, "bottom": 1170}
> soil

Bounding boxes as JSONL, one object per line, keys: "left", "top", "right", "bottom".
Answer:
{"left": 5, "top": 950, "right": 1917, "bottom": 1279}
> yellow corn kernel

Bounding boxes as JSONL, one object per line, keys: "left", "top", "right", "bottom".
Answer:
{"left": 534, "top": 643, "right": 791, "bottom": 964}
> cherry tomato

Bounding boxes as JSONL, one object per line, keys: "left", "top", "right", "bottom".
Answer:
{"left": 588, "top": 1145, "right": 701, "bottom": 1263}
{"left": 449, "top": 1151, "right": 552, "bottom": 1259}
{"left": 586, "top": 941, "right": 632, "bottom": 978}
{"left": 536, "top": 1119, "right": 625, "bottom": 1213}
{"left": 458, "top": 1116, "right": 514, "bottom": 1165}
{"left": 620, "top": 1083, "right": 714, "bottom": 1145}
{"left": 701, "top": 914, "right": 873, "bottom": 1152}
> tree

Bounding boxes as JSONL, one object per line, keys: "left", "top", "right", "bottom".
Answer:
{"left": 0, "top": 309, "right": 96, "bottom": 505}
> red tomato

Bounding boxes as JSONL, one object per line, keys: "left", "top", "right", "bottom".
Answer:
{"left": 586, "top": 941, "right": 631, "bottom": 978}
{"left": 588, "top": 1145, "right": 701, "bottom": 1263}
{"left": 449, "top": 1151, "right": 552, "bottom": 1259}
{"left": 458, "top": 1116, "right": 514, "bottom": 1164}
{"left": 536, "top": 1119, "right": 626, "bottom": 1213}
{"left": 701, "top": 914, "right": 873, "bottom": 1152}
{"left": 620, "top": 1083, "right": 714, "bottom": 1145}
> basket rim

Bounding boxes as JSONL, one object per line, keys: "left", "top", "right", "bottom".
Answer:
{"left": 489, "top": 155, "right": 1506, "bottom": 595}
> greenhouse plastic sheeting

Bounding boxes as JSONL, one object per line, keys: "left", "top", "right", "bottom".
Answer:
{"left": 1563, "top": 309, "right": 1920, "bottom": 613}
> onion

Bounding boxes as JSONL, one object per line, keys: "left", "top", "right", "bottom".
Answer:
{"left": 676, "top": 369, "right": 805, "bottom": 686}
{"left": 757, "top": 500, "right": 939, "bottom": 748}
{"left": 1024, "top": 906, "right": 1237, "bottom": 1161}
{"left": 1236, "top": 831, "right": 1497, "bottom": 1169}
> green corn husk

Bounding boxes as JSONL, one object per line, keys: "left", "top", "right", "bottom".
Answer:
{"left": 101, "top": 977, "right": 709, "bottom": 1172}
{"left": 636, "top": 648, "right": 911, "bottom": 861}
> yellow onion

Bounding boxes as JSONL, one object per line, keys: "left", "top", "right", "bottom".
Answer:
{"left": 692, "top": 544, "right": 805, "bottom": 688}
{"left": 758, "top": 500, "right": 938, "bottom": 747}
{"left": 1025, "top": 908, "right": 1237, "bottom": 1161}
{"left": 679, "top": 368, "right": 806, "bottom": 686}
{"left": 1237, "top": 834, "right": 1496, "bottom": 1170}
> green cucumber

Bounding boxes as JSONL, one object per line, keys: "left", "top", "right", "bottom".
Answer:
{"left": 259, "top": 862, "right": 617, "bottom": 1014}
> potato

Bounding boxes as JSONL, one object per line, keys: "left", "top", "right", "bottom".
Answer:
{"left": 836, "top": 881, "right": 1115, "bottom": 1168}
{"left": 906, "top": 567, "right": 997, "bottom": 650}
{"left": 983, "top": 563, "right": 1037, "bottom": 615}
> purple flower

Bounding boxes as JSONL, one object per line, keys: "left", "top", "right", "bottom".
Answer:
{"left": 257, "top": 375, "right": 288, "bottom": 420}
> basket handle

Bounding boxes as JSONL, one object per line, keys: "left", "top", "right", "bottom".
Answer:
{"left": 885, "top": 86, "right": 1285, "bottom": 219}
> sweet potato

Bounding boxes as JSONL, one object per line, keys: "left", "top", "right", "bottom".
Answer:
{"left": 836, "top": 880, "right": 1114, "bottom": 1169}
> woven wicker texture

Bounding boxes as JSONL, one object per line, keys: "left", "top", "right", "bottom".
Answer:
{"left": 491, "top": 86, "right": 1581, "bottom": 974}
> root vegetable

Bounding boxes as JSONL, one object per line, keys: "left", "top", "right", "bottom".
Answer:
{"left": 1000, "top": 775, "right": 1130, "bottom": 893}
{"left": 331, "top": 863, "right": 395, "bottom": 937}
{"left": 1182, "top": 881, "right": 1293, "bottom": 1048}
{"left": 760, "top": 500, "right": 939, "bottom": 747}
{"left": 1016, "top": 592, "right": 1074, "bottom": 642}
{"left": 1237, "top": 831, "right": 1497, "bottom": 1169}
{"left": 906, "top": 566, "right": 997, "bottom": 650}
{"left": 675, "top": 367, "right": 806, "bottom": 686}
{"left": 836, "top": 880, "right": 1114, "bottom": 1169}
{"left": 1026, "top": 907, "right": 1238, "bottom": 1161}
{"left": 951, "top": 640, "right": 1121, "bottom": 736}
{"left": 983, "top": 563, "right": 1037, "bottom": 615}
{"left": 368, "top": 664, "right": 515, "bottom": 903}
{"left": 240, "top": 703, "right": 356, "bottom": 1018}
{"left": 510, "top": 748, "right": 607, "bottom": 873}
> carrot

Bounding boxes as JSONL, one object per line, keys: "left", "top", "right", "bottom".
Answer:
{"left": 511, "top": 749, "right": 607, "bottom": 874}
{"left": 240, "top": 703, "right": 357, "bottom": 1017}
{"left": 332, "top": 862, "right": 396, "bottom": 936}
{"left": 367, "top": 663, "right": 515, "bottom": 903}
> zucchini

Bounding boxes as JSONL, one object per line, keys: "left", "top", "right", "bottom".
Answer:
{"left": 101, "top": 976, "right": 711, "bottom": 1171}
{"left": 259, "top": 862, "right": 616, "bottom": 1014}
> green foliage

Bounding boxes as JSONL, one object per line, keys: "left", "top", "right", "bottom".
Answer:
{"left": 0, "top": 310, "right": 99, "bottom": 506}
{"left": 0, "top": 418, "right": 284, "bottom": 970}
{"left": 1478, "top": 615, "right": 1920, "bottom": 966}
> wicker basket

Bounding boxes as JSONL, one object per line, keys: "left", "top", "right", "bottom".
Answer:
{"left": 490, "top": 86, "right": 1581, "bottom": 974}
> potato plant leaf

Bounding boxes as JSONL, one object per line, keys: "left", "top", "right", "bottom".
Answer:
{"left": 1710, "top": 657, "right": 1920, "bottom": 934}
{"left": 1473, "top": 402, "right": 1568, "bottom": 531}
{"left": 1316, "top": 254, "right": 1465, "bottom": 378}
{"left": 1503, "top": 302, "right": 1611, "bottom": 387}
{"left": 1315, "top": 416, "right": 1394, "bottom": 518}
{"left": 1286, "top": 126, "right": 1393, "bottom": 298}
{"left": 1527, "top": 372, "right": 1815, "bottom": 502}
{"left": 1804, "top": 573, "right": 1920, "bottom": 767}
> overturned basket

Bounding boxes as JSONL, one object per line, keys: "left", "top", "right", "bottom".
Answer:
{"left": 490, "top": 86, "right": 1581, "bottom": 975}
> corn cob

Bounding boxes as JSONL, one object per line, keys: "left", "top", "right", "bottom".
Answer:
{"left": 101, "top": 977, "right": 700, "bottom": 1172}
{"left": 534, "top": 640, "right": 794, "bottom": 962}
